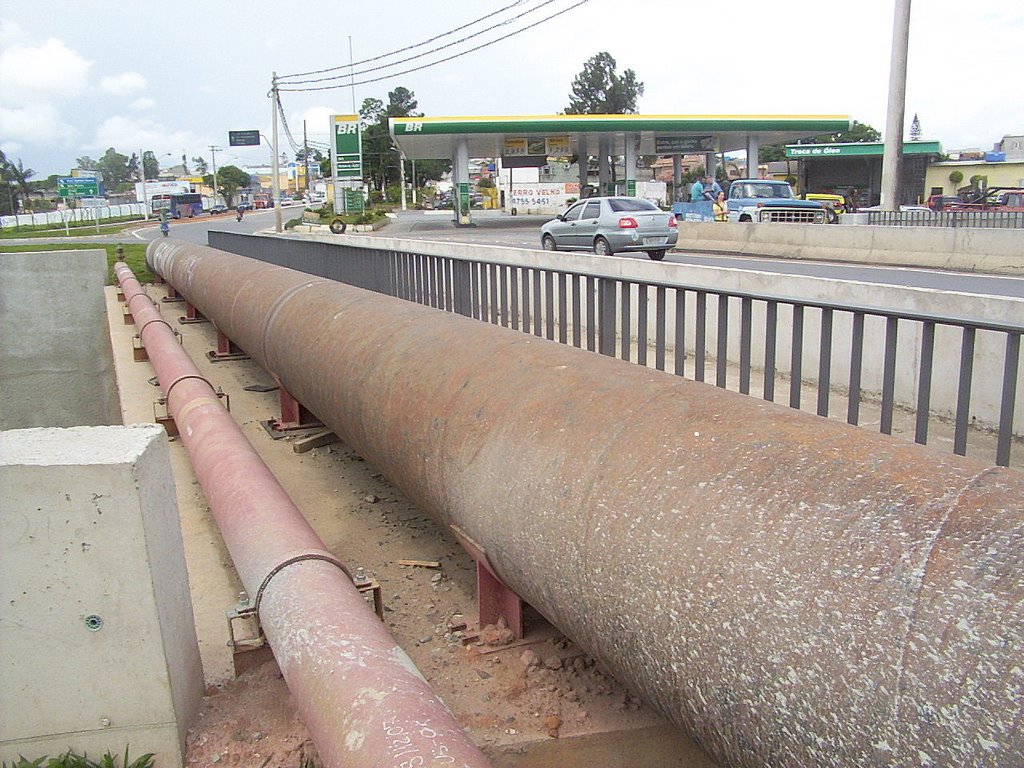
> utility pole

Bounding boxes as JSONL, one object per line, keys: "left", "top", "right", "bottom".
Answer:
{"left": 349, "top": 36, "right": 357, "bottom": 114}
{"left": 209, "top": 145, "right": 220, "bottom": 205}
{"left": 303, "top": 120, "right": 310, "bottom": 195}
{"left": 880, "top": 0, "right": 912, "bottom": 210}
{"left": 270, "top": 72, "right": 283, "bottom": 232}
{"left": 400, "top": 152, "right": 407, "bottom": 211}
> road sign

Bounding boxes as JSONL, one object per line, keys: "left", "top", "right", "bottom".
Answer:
{"left": 58, "top": 176, "right": 99, "bottom": 198}
{"left": 229, "top": 130, "right": 261, "bottom": 147}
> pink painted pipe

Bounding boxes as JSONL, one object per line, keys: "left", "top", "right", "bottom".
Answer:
{"left": 115, "top": 260, "right": 492, "bottom": 768}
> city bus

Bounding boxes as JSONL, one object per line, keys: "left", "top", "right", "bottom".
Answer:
{"left": 151, "top": 192, "right": 204, "bottom": 218}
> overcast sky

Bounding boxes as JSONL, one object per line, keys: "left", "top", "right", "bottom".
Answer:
{"left": 1, "top": 0, "right": 1021, "bottom": 177}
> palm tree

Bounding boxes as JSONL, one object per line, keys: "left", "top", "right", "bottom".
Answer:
{"left": 9, "top": 158, "right": 35, "bottom": 212}
{"left": 0, "top": 150, "right": 35, "bottom": 214}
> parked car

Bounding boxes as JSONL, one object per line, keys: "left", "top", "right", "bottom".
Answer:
{"left": 236, "top": 201, "right": 254, "bottom": 212}
{"left": 208, "top": 203, "right": 229, "bottom": 215}
{"left": 859, "top": 204, "right": 933, "bottom": 213}
{"left": 540, "top": 196, "right": 678, "bottom": 260}
{"left": 801, "top": 193, "right": 847, "bottom": 223}
{"left": 926, "top": 194, "right": 964, "bottom": 212}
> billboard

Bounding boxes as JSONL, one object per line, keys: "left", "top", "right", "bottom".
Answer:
{"left": 503, "top": 136, "right": 572, "bottom": 157}
{"left": 654, "top": 136, "right": 718, "bottom": 154}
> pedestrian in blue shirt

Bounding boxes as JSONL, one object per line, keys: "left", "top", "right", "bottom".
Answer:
{"left": 707, "top": 175, "right": 723, "bottom": 199}
{"left": 690, "top": 177, "right": 705, "bottom": 202}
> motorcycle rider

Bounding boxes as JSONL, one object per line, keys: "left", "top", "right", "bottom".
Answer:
{"left": 236, "top": 206, "right": 244, "bottom": 222}
{"left": 159, "top": 210, "right": 169, "bottom": 237}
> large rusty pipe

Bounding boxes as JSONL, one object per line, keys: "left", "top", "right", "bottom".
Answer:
{"left": 146, "top": 241, "right": 1024, "bottom": 767}
{"left": 114, "top": 260, "right": 493, "bottom": 768}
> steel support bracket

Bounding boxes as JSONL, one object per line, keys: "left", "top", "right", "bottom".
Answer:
{"left": 271, "top": 381, "right": 322, "bottom": 431}
{"left": 207, "top": 329, "right": 249, "bottom": 361}
{"left": 178, "top": 301, "right": 209, "bottom": 325}
{"left": 449, "top": 524, "right": 524, "bottom": 639}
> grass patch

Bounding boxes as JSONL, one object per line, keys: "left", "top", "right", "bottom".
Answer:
{"left": 0, "top": 241, "right": 152, "bottom": 284}
{"left": 1, "top": 746, "right": 154, "bottom": 768}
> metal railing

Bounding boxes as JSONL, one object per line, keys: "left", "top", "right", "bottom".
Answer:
{"left": 866, "top": 210, "right": 1024, "bottom": 228}
{"left": 209, "top": 232, "right": 1022, "bottom": 467}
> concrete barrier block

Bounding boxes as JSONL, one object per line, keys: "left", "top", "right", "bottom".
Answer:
{"left": 0, "top": 425, "right": 202, "bottom": 768}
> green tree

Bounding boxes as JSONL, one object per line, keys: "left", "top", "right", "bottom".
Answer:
{"left": 360, "top": 88, "right": 422, "bottom": 193}
{"left": 142, "top": 151, "right": 159, "bottom": 179}
{"left": 76, "top": 155, "right": 100, "bottom": 170}
{"left": 97, "top": 147, "right": 131, "bottom": 188}
{"left": 909, "top": 114, "right": 922, "bottom": 141}
{"left": 760, "top": 120, "right": 882, "bottom": 165}
{"left": 385, "top": 87, "right": 418, "bottom": 118}
{"left": 0, "top": 150, "right": 35, "bottom": 214}
{"left": 215, "top": 165, "right": 251, "bottom": 207}
{"left": 811, "top": 120, "right": 881, "bottom": 145}
{"left": 127, "top": 153, "right": 140, "bottom": 183}
{"left": 192, "top": 156, "right": 208, "bottom": 175}
{"left": 759, "top": 145, "right": 787, "bottom": 163}
{"left": 565, "top": 52, "right": 644, "bottom": 114}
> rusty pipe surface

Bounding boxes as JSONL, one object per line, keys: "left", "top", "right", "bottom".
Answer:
{"left": 146, "top": 241, "right": 1024, "bottom": 767}
{"left": 115, "top": 259, "right": 493, "bottom": 768}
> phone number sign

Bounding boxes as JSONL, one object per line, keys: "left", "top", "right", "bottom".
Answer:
{"left": 509, "top": 183, "right": 579, "bottom": 212}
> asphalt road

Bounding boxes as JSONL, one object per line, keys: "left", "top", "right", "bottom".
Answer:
{"left": 370, "top": 210, "right": 1024, "bottom": 299}
{"left": 130, "top": 207, "right": 290, "bottom": 244}
{"left": 6, "top": 207, "right": 1022, "bottom": 299}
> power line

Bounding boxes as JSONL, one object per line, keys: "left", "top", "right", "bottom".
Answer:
{"left": 279, "top": 0, "right": 561, "bottom": 86}
{"left": 278, "top": 0, "right": 530, "bottom": 80}
{"left": 279, "top": 0, "right": 590, "bottom": 93}
{"left": 276, "top": 93, "right": 304, "bottom": 155}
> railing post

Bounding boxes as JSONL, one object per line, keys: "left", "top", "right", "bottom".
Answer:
{"left": 598, "top": 278, "right": 617, "bottom": 357}
{"left": 452, "top": 259, "right": 473, "bottom": 317}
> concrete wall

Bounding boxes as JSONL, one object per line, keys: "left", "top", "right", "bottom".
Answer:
{"left": 0, "top": 250, "right": 122, "bottom": 429}
{"left": 672, "top": 221, "right": 1024, "bottom": 276}
{"left": 0, "top": 425, "right": 203, "bottom": 768}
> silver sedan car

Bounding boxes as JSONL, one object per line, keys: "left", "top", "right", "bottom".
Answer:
{"left": 540, "top": 196, "right": 678, "bottom": 260}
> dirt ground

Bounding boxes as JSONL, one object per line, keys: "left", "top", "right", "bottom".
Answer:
{"left": 106, "top": 283, "right": 717, "bottom": 768}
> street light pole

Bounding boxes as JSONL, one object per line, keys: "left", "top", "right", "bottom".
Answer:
{"left": 209, "top": 145, "right": 219, "bottom": 205}
{"left": 880, "top": 0, "right": 912, "bottom": 210}
{"left": 139, "top": 148, "right": 148, "bottom": 219}
{"left": 270, "top": 72, "right": 283, "bottom": 232}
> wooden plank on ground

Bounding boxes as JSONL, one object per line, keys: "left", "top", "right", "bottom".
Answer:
{"left": 398, "top": 559, "right": 442, "bottom": 569}
{"left": 292, "top": 430, "right": 339, "bottom": 454}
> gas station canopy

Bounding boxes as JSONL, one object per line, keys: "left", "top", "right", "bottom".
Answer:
{"left": 389, "top": 114, "right": 852, "bottom": 160}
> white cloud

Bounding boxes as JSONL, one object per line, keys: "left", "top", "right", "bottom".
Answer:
{"left": 0, "top": 37, "right": 92, "bottom": 106}
{"left": 100, "top": 71, "right": 146, "bottom": 96}
{"left": 130, "top": 97, "right": 156, "bottom": 111}
{"left": 0, "top": 18, "right": 24, "bottom": 46}
{"left": 0, "top": 102, "right": 77, "bottom": 146}
{"left": 92, "top": 114, "right": 206, "bottom": 157}
{"left": 296, "top": 105, "right": 348, "bottom": 143}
